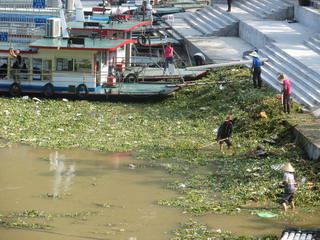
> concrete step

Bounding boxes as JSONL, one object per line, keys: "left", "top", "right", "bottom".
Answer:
{"left": 233, "top": 1, "right": 263, "bottom": 19}
{"left": 205, "top": 6, "right": 234, "bottom": 25}
{"left": 199, "top": 7, "right": 239, "bottom": 36}
{"left": 259, "top": 47, "right": 320, "bottom": 107}
{"left": 304, "top": 39, "right": 320, "bottom": 55}
{"left": 163, "top": 17, "right": 203, "bottom": 37}
{"left": 246, "top": 0, "right": 279, "bottom": 13}
{"left": 187, "top": 14, "right": 219, "bottom": 34}
{"left": 184, "top": 14, "right": 213, "bottom": 35}
{"left": 261, "top": 67, "right": 317, "bottom": 109}
{"left": 263, "top": 59, "right": 320, "bottom": 106}
{"left": 194, "top": 11, "right": 224, "bottom": 29}
{"left": 262, "top": 46, "right": 320, "bottom": 91}
{"left": 268, "top": 43, "right": 320, "bottom": 84}
{"left": 210, "top": 5, "right": 239, "bottom": 23}
{"left": 237, "top": 0, "right": 274, "bottom": 18}
{"left": 200, "top": 7, "right": 229, "bottom": 27}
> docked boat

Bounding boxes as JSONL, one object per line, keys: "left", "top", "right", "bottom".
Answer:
{"left": 0, "top": 0, "right": 184, "bottom": 99}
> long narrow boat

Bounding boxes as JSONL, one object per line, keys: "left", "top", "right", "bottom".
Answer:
{"left": 0, "top": 0, "right": 184, "bottom": 99}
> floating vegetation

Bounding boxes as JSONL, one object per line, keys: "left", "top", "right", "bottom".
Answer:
{"left": 40, "top": 193, "right": 61, "bottom": 199}
{"left": 0, "top": 66, "right": 319, "bottom": 238}
{"left": 171, "top": 219, "right": 278, "bottom": 240}
{"left": 1, "top": 219, "right": 52, "bottom": 230}
{"left": 57, "top": 211, "right": 98, "bottom": 218}
{"left": 96, "top": 203, "right": 112, "bottom": 208}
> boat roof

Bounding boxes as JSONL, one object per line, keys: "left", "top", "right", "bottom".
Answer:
{"left": 29, "top": 37, "right": 136, "bottom": 51}
{"left": 67, "top": 20, "right": 152, "bottom": 32}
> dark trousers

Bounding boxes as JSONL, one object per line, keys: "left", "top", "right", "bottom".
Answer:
{"left": 163, "top": 56, "right": 173, "bottom": 72}
{"left": 283, "top": 94, "right": 291, "bottom": 113}
{"left": 194, "top": 55, "right": 204, "bottom": 66}
{"left": 252, "top": 67, "right": 262, "bottom": 88}
{"left": 227, "top": 0, "right": 232, "bottom": 11}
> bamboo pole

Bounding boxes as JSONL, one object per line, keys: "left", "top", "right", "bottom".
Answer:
{"left": 186, "top": 58, "right": 268, "bottom": 71}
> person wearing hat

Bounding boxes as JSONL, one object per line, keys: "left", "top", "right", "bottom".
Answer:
{"left": 277, "top": 73, "right": 292, "bottom": 114}
{"left": 216, "top": 116, "right": 233, "bottom": 151}
{"left": 279, "top": 163, "right": 295, "bottom": 213}
{"left": 193, "top": 52, "right": 206, "bottom": 66}
{"left": 249, "top": 51, "right": 262, "bottom": 89}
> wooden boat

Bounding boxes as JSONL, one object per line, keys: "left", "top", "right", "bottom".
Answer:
{"left": 0, "top": 0, "right": 183, "bottom": 99}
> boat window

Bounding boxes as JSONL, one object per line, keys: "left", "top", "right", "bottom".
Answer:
{"left": 0, "top": 57, "right": 8, "bottom": 79}
{"left": 56, "top": 58, "right": 73, "bottom": 71}
{"left": 32, "top": 58, "right": 52, "bottom": 81}
{"left": 56, "top": 58, "right": 91, "bottom": 72}
{"left": 74, "top": 59, "right": 91, "bottom": 72}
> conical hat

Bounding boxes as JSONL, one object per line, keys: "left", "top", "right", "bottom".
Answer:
{"left": 282, "top": 163, "right": 294, "bottom": 172}
{"left": 249, "top": 51, "right": 258, "bottom": 58}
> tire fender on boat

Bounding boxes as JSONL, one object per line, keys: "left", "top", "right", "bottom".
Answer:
{"left": 9, "top": 82, "right": 22, "bottom": 97}
{"left": 76, "top": 84, "right": 89, "bottom": 99}
{"left": 42, "top": 83, "right": 55, "bottom": 97}
{"left": 138, "top": 35, "right": 147, "bottom": 45}
{"left": 124, "top": 73, "right": 138, "bottom": 83}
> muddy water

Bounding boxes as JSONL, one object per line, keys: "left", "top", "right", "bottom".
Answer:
{"left": 0, "top": 144, "right": 189, "bottom": 240}
{"left": 1, "top": 144, "right": 320, "bottom": 240}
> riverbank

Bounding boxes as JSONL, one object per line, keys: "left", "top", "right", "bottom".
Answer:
{"left": 0, "top": 66, "right": 319, "bottom": 239}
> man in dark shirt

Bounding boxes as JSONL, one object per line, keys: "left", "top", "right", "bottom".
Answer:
{"left": 10, "top": 47, "right": 22, "bottom": 81}
{"left": 249, "top": 51, "right": 262, "bottom": 89}
{"left": 216, "top": 116, "right": 233, "bottom": 151}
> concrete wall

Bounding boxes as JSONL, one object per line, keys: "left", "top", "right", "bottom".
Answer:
{"left": 239, "top": 21, "right": 275, "bottom": 49}
{"left": 294, "top": 4, "right": 320, "bottom": 33}
{"left": 294, "top": 128, "right": 320, "bottom": 160}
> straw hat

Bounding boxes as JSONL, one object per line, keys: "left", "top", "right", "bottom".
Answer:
{"left": 224, "top": 116, "right": 232, "bottom": 121}
{"left": 277, "top": 73, "right": 287, "bottom": 81}
{"left": 282, "top": 163, "right": 295, "bottom": 172}
{"left": 249, "top": 51, "right": 259, "bottom": 58}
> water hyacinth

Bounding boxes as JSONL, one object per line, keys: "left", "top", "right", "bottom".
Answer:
{"left": 0, "top": 66, "right": 319, "bottom": 239}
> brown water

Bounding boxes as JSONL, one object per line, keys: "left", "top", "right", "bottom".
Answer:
{"left": 0, "top": 143, "right": 319, "bottom": 240}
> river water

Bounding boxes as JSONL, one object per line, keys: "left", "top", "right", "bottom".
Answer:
{"left": 0, "top": 143, "right": 319, "bottom": 240}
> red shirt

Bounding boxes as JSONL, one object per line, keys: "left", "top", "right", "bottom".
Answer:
{"left": 282, "top": 78, "right": 292, "bottom": 95}
{"left": 164, "top": 46, "right": 173, "bottom": 58}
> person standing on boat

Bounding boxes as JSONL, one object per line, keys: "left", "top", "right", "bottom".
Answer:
{"left": 146, "top": 0, "right": 155, "bottom": 23}
{"left": 279, "top": 163, "right": 295, "bottom": 213}
{"left": 163, "top": 43, "right": 174, "bottom": 74}
{"left": 277, "top": 73, "right": 292, "bottom": 114}
{"left": 216, "top": 116, "right": 233, "bottom": 151}
{"left": 193, "top": 52, "right": 206, "bottom": 66}
{"left": 249, "top": 51, "right": 262, "bottom": 89}
{"left": 9, "top": 47, "right": 22, "bottom": 81}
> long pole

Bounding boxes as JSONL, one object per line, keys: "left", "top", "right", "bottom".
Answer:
{"left": 186, "top": 58, "right": 268, "bottom": 71}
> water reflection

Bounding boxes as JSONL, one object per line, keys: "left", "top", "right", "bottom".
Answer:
{"left": 0, "top": 144, "right": 186, "bottom": 240}
{"left": 49, "top": 151, "right": 76, "bottom": 195}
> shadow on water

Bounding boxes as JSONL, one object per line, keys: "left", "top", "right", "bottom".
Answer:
{"left": 1, "top": 142, "right": 319, "bottom": 240}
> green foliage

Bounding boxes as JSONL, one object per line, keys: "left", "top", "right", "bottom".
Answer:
{"left": 0, "top": 66, "right": 319, "bottom": 239}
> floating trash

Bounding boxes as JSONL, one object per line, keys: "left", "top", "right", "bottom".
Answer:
{"left": 257, "top": 212, "right": 278, "bottom": 218}
{"left": 271, "top": 164, "right": 285, "bottom": 171}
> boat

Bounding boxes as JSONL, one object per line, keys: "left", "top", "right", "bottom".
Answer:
{"left": 0, "top": 0, "right": 184, "bottom": 99}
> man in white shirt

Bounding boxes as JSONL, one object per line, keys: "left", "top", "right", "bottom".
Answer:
{"left": 146, "top": 0, "right": 154, "bottom": 23}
